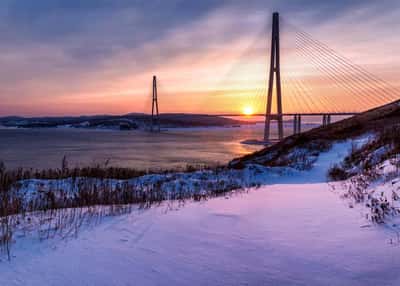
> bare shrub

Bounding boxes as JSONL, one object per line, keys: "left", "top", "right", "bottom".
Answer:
{"left": 327, "top": 164, "right": 348, "bottom": 181}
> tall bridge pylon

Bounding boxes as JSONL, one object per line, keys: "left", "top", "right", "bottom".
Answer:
{"left": 151, "top": 75, "right": 160, "bottom": 132}
{"left": 264, "top": 12, "right": 283, "bottom": 142}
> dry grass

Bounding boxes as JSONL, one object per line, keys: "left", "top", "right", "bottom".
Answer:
{"left": 0, "top": 159, "right": 247, "bottom": 259}
{"left": 328, "top": 125, "right": 400, "bottom": 181}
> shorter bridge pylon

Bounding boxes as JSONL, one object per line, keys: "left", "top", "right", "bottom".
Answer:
{"left": 151, "top": 75, "right": 160, "bottom": 132}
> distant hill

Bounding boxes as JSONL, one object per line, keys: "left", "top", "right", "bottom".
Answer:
{"left": 0, "top": 113, "right": 254, "bottom": 129}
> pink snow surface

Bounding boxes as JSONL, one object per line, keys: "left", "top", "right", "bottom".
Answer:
{"left": 1, "top": 182, "right": 400, "bottom": 286}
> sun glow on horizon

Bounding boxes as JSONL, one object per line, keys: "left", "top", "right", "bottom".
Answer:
{"left": 242, "top": 105, "right": 254, "bottom": 116}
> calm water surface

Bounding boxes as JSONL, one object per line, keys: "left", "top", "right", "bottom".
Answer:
{"left": 0, "top": 125, "right": 265, "bottom": 169}
{"left": 0, "top": 116, "right": 331, "bottom": 170}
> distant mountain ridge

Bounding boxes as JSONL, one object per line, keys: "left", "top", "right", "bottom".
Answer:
{"left": 0, "top": 113, "right": 254, "bottom": 129}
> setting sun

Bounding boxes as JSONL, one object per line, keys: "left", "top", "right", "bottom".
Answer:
{"left": 242, "top": 105, "right": 254, "bottom": 116}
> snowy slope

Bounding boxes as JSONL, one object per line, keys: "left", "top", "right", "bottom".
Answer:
{"left": 2, "top": 183, "right": 400, "bottom": 286}
{"left": 1, "top": 138, "right": 400, "bottom": 286}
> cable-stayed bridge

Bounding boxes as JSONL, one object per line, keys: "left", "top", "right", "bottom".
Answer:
{"left": 150, "top": 12, "right": 400, "bottom": 143}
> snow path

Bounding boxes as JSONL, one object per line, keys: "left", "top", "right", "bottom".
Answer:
{"left": 2, "top": 138, "right": 400, "bottom": 285}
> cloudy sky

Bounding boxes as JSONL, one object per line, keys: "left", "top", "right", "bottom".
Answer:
{"left": 0, "top": 0, "right": 399, "bottom": 116}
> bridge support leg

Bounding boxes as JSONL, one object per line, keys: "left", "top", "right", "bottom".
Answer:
{"left": 297, "top": 114, "right": 301, "bottom": 134}
{"left": 293, "top": 114, "right": 302, "bottom": 135}
{"left": 322, "top": 114, "right": 331, "bottom": 127}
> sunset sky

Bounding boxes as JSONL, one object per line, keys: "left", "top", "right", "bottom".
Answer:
{"left": 0, "top": 0, "right": 399, "bottom": 116}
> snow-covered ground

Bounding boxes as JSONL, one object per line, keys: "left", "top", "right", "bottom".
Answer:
{"left": 14, "top": 140, "right": 352, "bottom": 204}
{"left": 1, "top": 137, "right": 400, "bottom": 285}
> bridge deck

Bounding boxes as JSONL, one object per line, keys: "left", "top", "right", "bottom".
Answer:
{"left": 215, "top": 113, "right": 358, "bottom": 117}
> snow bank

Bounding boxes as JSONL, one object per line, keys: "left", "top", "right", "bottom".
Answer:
{"left": 335, "top": 158, "right": 400, "bottom": 226}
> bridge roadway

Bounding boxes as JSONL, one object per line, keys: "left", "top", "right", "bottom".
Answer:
{"left": 215, "top": 112, "right": 359, "bottom": 136}
{"left": 214, "top": 112, "right": 358, "bottom": 117}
